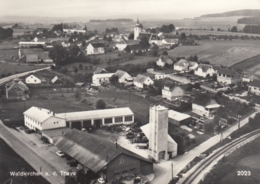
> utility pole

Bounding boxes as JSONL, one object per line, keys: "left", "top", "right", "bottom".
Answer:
{"left": 171, "top": 163, "right": 173, "bottom": 182}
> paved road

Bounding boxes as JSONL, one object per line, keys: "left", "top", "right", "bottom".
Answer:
{"left": 150, "top": 112, "right": 257, "bottom": 184}
{"left": 0, "top": 121, "right": 64, "bottom": 184}
{"left": 0, "top": 66, "right": 51, "bottom": 86}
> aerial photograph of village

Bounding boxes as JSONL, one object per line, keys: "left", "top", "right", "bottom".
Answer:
{"left": 0, "top": 0, "right": 260, "bottom": 184}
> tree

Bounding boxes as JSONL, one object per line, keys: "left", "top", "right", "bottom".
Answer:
{"left": 231, "top": 26, "right": 238, "bottom": 32}
{"left": 49, "top": 45, "right": 69, "bottom": 65}
{"left": 109, "top": 75, "right": 119, "bottom": 84}
{"left": 96, "top": 99, "right": 106, "bottom": 109}
{"left": 128, "top": 33, "right": 134, "bottom": 40}
{"left": 107, "top": 36, "right": 112, "bottom": 41}
{"left": 180, "top": 32, "right": 187, "bottom": 40}
{"left": 82, "top": 40, "right": 86, "bottom": 47}
{"left": 162, "top": 50, "right": 168, "bottom": 56}
{"left": 69, "top": 45, "right": 80, "bottom": 57}
{"left": 140, "top": 37, "right": 150, "bottom": 49}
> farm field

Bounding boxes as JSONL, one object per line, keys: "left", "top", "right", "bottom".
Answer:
{"left": 181, "top": 30, "right": 260, "bottom": 37}
{"left": 0, "top": 62, "right": 48, "bottom": 77}
{"left": 12, "top": 28, "right": 35, "bottom": 36}
{"left": 168, "top": 40, "right": 260, "bottom": 66}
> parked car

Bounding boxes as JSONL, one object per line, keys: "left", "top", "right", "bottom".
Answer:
{"left": 126, "top": 132, "right": 135, "bottom": 139}
{"left": 56, "top": 151, "right": 65, "bottom": 157}
{"left": 67, "top": 159, "right": 78, "bottom": 167}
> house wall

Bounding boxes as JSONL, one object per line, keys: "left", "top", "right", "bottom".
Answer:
{"left": 168, "top": 117, "right": 191, "bottom": 126}
{"left": 6, "top": 83, "right": 27, "bottom": 99}
{"left": 155, "top": 74, "right": 167, "bottom": 80}
{"left": 118, "top": 73, "right": 131, "bottom": 83}
{"left": 156, "top": 59, "right": 165, "bottom": 67}
{"left": 106, "top": 154, "right": 141, "bottom": 181}
{"left": 144, "top": 78, "right": 154, "bottom": 87}
{"left": 162, "top": 86, "right": 184, "bottom": 101}
{"left": 192, "top": 104, "right": 210, "bottom": 117}
{"left": 26, "top": 76, "right": 41, "bottom": 84}
{"left": 115, "top": 44, "right": 127, "bottom": 51}
{"left": 92, "top": 74, "right": 113, "bottom": 85}
{"left": 134, "top": 81, "right": 143, "bottom": 89}
{"left": 174, "top": 65, "right": 185, "bottom": 71}
{"left": 217, "top": 73, "right": 241, "bottom": 85}
{"left": 248, "top": 86, "right": 260, "bottom": 96}
{"left": 42, "top": 117, "right": 66, "bottom": 130}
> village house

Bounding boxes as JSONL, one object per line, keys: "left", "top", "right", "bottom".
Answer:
{"left": 19, "top": 48, "right": 53, "bottom": 63}
{"left": 174, "top": 59, "right": 189, "bottom": 71}
{"left": 217, "top": 68, "right": 241, "bottom": 85}
{"left": 156, "top": 56, "right": 174, "bottom": 67}
{"left": 248, "top": 80, "right": 260, "bottom": 96}
{"left": 192, "top": 93, "right": 220, "bottom": 118}
{"left": 168, "top": 110, "right": 191, "bottom": 126}
{"left": 133, "top": 74, "right": 154, "bottom": 89}
{"left": 55, "top": 129, "right": 153, "bottom": 182}
{"left": 25, "top": 75, "right": 42, "bottom": 84}
{"left": 162, "top": 84, "right": 186, "bottom": 101}
{"left": 115, "top": 39, "right": 140, "bottom": 51}
{"left": 114, "top": 70, "right": 132, "bottom": 83}
{"left": 5, "top": 78, "right": 29, "bottom": 100}
{"left": 51, "top": 76, "right": 62, "bottom": 85}
{"left": 92, "top": 73, "right": 114, "bottom": 86}
{"left": 19, "top": 41, "right": 46, "bottom": 48}
{"left": 194, "top": 64, "right": 217, "bottom": 78}
{"left": 189, "top": 61, "right": 199, "bottom": 71}
{"left": 24, "top": 106, "right": 66, "bottom": 133}
{"left": 161, "top": 38, "right": 179, "bottom": 48}
{"left": 86, "top": 43, "right": 105, "bottom": 55}
{"left": 146, "top": 69, "right": 169, "bottom": 80}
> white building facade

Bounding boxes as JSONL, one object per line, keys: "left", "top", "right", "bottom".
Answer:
{"left": 25, "top": 75, "right": 41, "bottom": 84}
{"left": 92, "top": 73, "right": 114, "bottom": 86}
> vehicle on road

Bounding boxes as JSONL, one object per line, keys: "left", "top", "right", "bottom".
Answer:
{"left": 56, "top": 151, "right": 65, "bottom": 157}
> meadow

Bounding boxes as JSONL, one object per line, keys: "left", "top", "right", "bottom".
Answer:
{"left": 168, "top": 40, "right": 260, "bottom": 66}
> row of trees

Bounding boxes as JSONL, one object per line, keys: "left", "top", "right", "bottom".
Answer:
{"left": 105, "top": 27, "right": 119, "bottom": 33}
{"left": 243, "top": 24, "right": 260, "bottom": 34}
{"left": 238, "top": 17, "right": 260, "bottom": 25}
{"left": 89, "top": 19, "right": 133, "bottom": 22}
{"left": 0, "top": 27, "right": 13, "bottom": 40}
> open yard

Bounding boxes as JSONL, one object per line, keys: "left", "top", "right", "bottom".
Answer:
{"left": 168, "top": 40, "right": 260, "bottom": 66}
{"left": 0, "top": 62, "right": 49, "bottom": 77}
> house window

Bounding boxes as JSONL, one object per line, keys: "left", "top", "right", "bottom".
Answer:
{"left": 115, "top": 117, "right": 123, "bottom": 123}
{"left": 125, "top": 116, "right": 132, "bottom": 122}
{"left": 105, "top": 118, "right": 112, "bottom": 124}
{"left": 119, "top": 157, "right": 124, "bottom": 164}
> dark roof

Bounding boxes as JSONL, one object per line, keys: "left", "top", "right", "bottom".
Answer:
{"left": 248, "top": 80, "right": 260, "bottom": 88}
{"left": 218, "top": 68, "right": 238, "bottom": 75}
{"left": 55, "top": 129, "right": 152, "bottom": 173}
{"left": 192, "top": 93, "right": 212, "bottom": 106}
{"left": 138, "top": 33, "right": 152, "bottom": 40}
{"left": 90, "top": 43, "right": 105, "bottom": 48}
{"left": 6, "top": 79, "right": 29, "bottom": 92}
{"left": 126, "top": 44, "right": 143, "bottom": 51}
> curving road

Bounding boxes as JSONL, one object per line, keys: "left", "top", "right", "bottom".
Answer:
{"left": 179, "top": 128, "right": 260, "bottom": 184}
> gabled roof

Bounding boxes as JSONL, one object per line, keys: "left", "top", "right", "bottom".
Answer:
{"left": 175, "top": 59, "right": 189, "bottom": 67}
{"left": 94, "top": 67, "right": 107, "bottom": 74}
{"left": 134, "top": 74, "right": 151, "bottom": 84}
{"left": 192, "top": 93, "right": 216, "bottom": 106}
{"left": 6, "top": 79, "right": 29, "bottom": 92}
{"left": 51, "top": 76, "right": 61, "bottom": 83}
{"left": 26, "top": 54, "right": 38, "bottom": 62}
{"left": 90, "top": 43, "right": 105, "bottom": 48}
{"left": 55, "top": 129, "right": 152, "bottom": 173}
{"left": 23, "top": 106, "right": 53, "bottom": 123}
{"left": 248, "top": 80, "right": 260, "bottom": 88}
{"left": 197, "top": 64, "right": 213, "bottom": 73}
{"left": 115, "top": 70, "right": 130, "bottom": 79}
{"left": 126, "top": 44, "right": 143, "bottom": 51}
{"left": 218, "top": 68, "right": 239, "bottom": 76}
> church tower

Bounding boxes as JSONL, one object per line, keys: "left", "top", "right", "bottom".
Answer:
{"left": 134, "top": 19, "right": 142, "bottom": 40}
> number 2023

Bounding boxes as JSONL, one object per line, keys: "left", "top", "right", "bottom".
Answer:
{"left": 237, "top": 171, "right": 251, "bottom": 176}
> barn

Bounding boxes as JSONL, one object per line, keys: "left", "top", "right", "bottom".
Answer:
{"left": 55, "top": 129, "right": 153, "bottom": 182}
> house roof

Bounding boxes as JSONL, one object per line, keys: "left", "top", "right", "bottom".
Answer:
{"left": 38, "top": 52, "right": 51, "bottom": 60}
{"left": 163, "top": 38, "right": 179, "bottom": 44}
{"left": 126, "top": 44, "right": 143, "bottom": 51}
{"left": 56, "top": 107, "right": 133, "bottom": 122}
{"left": 168, "top": 110, "right": 191, "bottom": 121}
{"left": 134, "top": 74, "right": 153, "bottom": 84}
{"left": 217, "top": 68, "right": 238, "bottom": 75}
{"left": 26, "top": 54, "right": 38, "bottom": 62}
{"left": 90, "top": 43, "right": 105, "bottom": 48}
{"left": 51, "top": 76, "right": 61, "bottom": 83}
{"left": 175, "top": 59, "right": 189, "bottom": 67}
{"left": 6, "top": 79, "right": 29, "bottom": 92}
{"left": 23, "top": 106, "right": 53, "bottom": 123}
{"left": 159, "top": 56, "right": 173, "bottom": 65}
{"left": 55, "top": 129, "right": 152, "bottom": 173}
{"left": 94, "top": 67, "right": 107, "bottom": 74}
{"left": 192, "top": 93, "right": 215, "bottom": 106}
{"left": 138, "top": 33, "right": 152, "bottom": 40}
{"left": 93, "top": 73, "right": 114, "bottom": 79}
{"left": 115, "top": 70, "right": 130, "bottom": 79}
{"left": 248, "top": 80, "right": 260, "bottom": 88}
{"left": 26, "top": 75, "right": 41, "bottom": 81}
{"left": 197, "top": 64, "right": 212, "bottom": 73}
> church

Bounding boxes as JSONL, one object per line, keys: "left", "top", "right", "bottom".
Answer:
{"left": 134, "top": 20, "right": 162, "bottom": 46}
